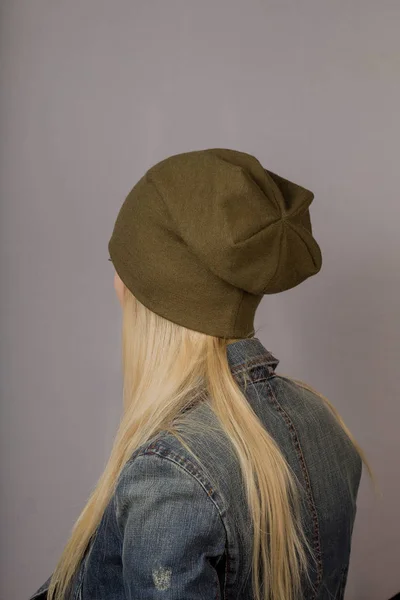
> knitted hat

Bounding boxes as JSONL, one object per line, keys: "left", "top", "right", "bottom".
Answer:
{"left": 108, "top": 148, "right": 322, "bottom": 338}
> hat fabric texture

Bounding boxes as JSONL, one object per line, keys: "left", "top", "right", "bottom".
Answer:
{"left": 108, "top": 148, "right": 322, "bottom": 338}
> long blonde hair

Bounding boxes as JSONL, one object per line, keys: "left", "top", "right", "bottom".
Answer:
{"left": 47, "top": 286, "right": 370, "bottom": 600}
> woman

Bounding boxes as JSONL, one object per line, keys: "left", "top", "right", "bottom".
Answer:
{"left": 30, "top": 148, "right": 367, "bottom": 600}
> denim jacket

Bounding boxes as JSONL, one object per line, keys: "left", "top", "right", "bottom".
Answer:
{"left": 30, "top": 337, "right": 362, "bottom": 600}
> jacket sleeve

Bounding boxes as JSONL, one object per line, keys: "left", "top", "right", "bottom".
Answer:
{"left": 115, "top": 452, "right": 226, "bottom": 600}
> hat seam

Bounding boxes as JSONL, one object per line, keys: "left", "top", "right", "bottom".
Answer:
{"left": 266, "top": 170, "right": 314, "bottom": 218}
{"left": 231, "top": 288, "right": 261, "bottom": 338}
{"left": 146, "top": 172, "right": 181, "bottom": 236}
{"left": 263, "top": 169, "right": 285, "bottom": 217}
{"left": 233, "top": 216, "right": 283, "bottom": 246}
{"left": 264, "top": 221, "right": 285, "bottom": 293}
{"left": 217, "top": 158, "right": 283, "bottom": 217}
{"left": 286, "top": 190, "right": 314, "bottom": 219}
{"left": 284, "top": 219, "right": 320, "bottom": 270}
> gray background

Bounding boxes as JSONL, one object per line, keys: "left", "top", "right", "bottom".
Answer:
{"left": 1, "top": 1, "right": 399, "bottom": 599}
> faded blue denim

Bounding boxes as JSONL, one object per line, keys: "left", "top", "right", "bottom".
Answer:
{"left": 30, "top": 337, "right": 362, "bottom": 599}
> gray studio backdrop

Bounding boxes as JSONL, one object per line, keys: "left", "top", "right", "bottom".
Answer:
{"left": 1, "top": 2, "right": 399, "bottom": 599}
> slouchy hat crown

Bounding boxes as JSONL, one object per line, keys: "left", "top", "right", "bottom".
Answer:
{"left": 108, "top": 148, "right": 322, "bottom": 338}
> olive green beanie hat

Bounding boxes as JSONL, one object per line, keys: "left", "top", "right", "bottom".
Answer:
{"left": 108, "top": 148, "right": 322, "bottom": 338}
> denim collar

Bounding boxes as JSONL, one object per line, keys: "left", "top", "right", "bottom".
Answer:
{"left": 226, "top": 337, "right": 279, "bottom": 382}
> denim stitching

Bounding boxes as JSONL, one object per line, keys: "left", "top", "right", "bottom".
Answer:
{"left": 266, "top": 379, "right": 323, "bottom": 597}
{"left": 223, "top": 549, "right": 229, "bottom": 600}
{"left": 231, "top": 356, "right": 277, "bottom": 375}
